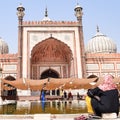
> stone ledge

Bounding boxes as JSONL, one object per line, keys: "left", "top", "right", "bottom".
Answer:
{"left": 102, "top": 113, "right": 117, "bottom": 119}
{"left": 0, "top": 113, "right": 119, "bottom": 120}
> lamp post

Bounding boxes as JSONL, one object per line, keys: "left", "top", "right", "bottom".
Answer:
{"left": 0, "top": 68, "right": 3, "bottom": 104}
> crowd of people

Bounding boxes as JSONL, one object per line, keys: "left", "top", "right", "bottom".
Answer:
{"left": 60, "top": 90, "right": 73, "bottom": 100}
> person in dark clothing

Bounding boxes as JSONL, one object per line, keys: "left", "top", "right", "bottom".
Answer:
{"left": 68, "top": 91, "right": 73, "bottom": 100}
{"left": 77, "top": 92, "right": 80, "bottom": 100}
{"left": 86, "top": 74, "right": 119, "bottom": 117}
{"left": 63, "top": 91, "right": 67, "bottom": 100}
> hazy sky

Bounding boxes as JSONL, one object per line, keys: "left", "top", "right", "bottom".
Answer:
{"left": 0, "top": 0, "right": 120, "bottom": 53}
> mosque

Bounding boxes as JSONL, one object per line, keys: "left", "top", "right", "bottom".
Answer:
{"left": 0, "top": 3, "right": 120, "bottom": 97}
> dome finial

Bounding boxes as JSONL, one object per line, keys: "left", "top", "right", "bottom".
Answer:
{"left": 42, "top": 5, "right": 51, "bottom": 21}
{"left": 97, "top": 25, "right": 99, "bottom": 32}
{"left": 45, "top": 7, "right": 48, "bottom": 17}
{"left": 76, "top": 0, "right": 79, "bottom": 5}
{"left": 19, "top": 3, "right": 22, "bottom": 6}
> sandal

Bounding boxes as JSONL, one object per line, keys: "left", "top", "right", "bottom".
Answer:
{"left": 88, "top": 114, "right": 102, "bottom": 119}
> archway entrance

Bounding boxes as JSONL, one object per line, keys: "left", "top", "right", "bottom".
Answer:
{"left": 3, "top": 76, "right": 17, "bottom": 100}
{"left": 40, "top": 69, "right": 59, "bottom": 79}
{"left": 40, "top": 69, "right": 59, "bottom": 95}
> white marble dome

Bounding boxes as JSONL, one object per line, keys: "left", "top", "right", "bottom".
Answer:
{"left": 0, "top": 37, "right": 9, "bottom": 54}
{"left": 85, "top": 29, "right": 117, "bottom": 53}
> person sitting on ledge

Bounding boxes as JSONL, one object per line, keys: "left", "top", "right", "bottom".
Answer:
{"left": 85, "top": 74, "right": 119, "bottom": 118}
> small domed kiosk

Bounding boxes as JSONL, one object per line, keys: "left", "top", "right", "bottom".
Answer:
{"left": 0, "top": 37, "right": 9, "bottom": 54}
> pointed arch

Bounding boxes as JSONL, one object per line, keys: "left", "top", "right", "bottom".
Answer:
{"left": 3, "top": 75, "right": 17, "bottom": 98}
{"left": 40, "top": 69, "right": 59, "bottom": 79}
{"left": 31, "top": 37, "right": 73, "bottom": 63}
{"left": 5, "top": 75, "right": 16, "bottom": 81}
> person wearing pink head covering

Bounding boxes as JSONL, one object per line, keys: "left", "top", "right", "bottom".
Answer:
{"left": 98, "top": 74, "right": 117, "bottom": 91}
{"left": 86, "top": 74, "right": 119, "bottom": 118}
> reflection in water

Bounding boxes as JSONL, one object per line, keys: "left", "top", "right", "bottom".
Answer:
{"left": 41, "top": 101, "right": 46, "bottom": 112}
{"left": 0, "top": 100, "right": 88, "bottom": 114}
{"left": 0, "top": 103, "right": 17, "bottom": 114}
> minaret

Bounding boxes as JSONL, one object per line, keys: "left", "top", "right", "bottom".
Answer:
{"left": 74, "top": 3, "right": 86, "bottom": 78}
{"left": 16, "top": 3, "right": 25, "bottom": 78}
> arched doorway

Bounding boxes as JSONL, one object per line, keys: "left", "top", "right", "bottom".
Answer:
{"left": 40, "top": 69, "right": 59, "bottom": 95}
{"left": 3, "top": 76, "right": 17, "bottom": 100}
{"left": 40, "top": 69, "right": 59, "bottom": 79}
